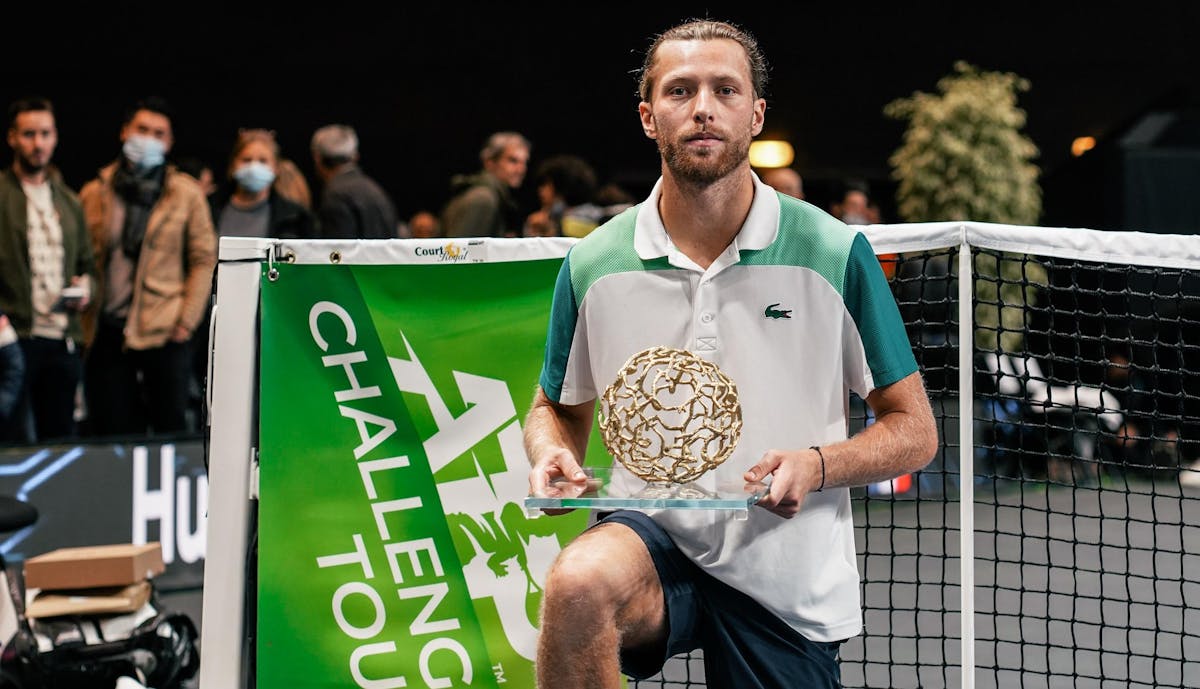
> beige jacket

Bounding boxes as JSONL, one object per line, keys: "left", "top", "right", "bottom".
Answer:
{"left": 80, "top": 162, "right": 217, "bottom": 350}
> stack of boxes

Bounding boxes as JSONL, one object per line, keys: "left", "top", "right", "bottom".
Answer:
{"left": 22, "top": 543, "right": 165, "bottom": 621}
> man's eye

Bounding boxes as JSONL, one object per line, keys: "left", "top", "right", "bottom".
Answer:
{"left": 719, "top": 87, "right": 736, "bottom": 96}
{"left": 669, "top": 87, "right": 688, "bottom": 96}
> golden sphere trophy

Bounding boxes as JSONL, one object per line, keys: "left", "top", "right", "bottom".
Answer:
{"left": 526, "top": 346, "right": 768, "bottom": 512}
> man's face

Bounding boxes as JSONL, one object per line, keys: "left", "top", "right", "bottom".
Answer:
{"left": 841, "top": 190, "right": 870, "bottom": 223}
{"left": 7, "top": 110, "right": 58, "bottom": 174}
{"left": 485, "top": 143, "right": 529, "bottom": 189}
{"left": 120, "top": 109, "right": 173, "bottom": 152}
{"left": 639, "top": 38, "right": 765, "bottom": 185}
{"left": 762, "top": 168, "right": 803, "bottom": 199}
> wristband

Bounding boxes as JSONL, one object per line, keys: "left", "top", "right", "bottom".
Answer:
{"left": 810, "top": 445, "right": 825, "bottom": 492}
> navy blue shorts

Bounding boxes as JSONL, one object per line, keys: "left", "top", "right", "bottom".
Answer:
{"left": 596, "top": 510, "right": 843, "bottom": 689}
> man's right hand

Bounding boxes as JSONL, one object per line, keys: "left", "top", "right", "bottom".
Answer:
{"left": 529, "top": 447, "right": 589, "bottom": 516}
{"left": 524, "top": 386, "right": 596, "bottom": 515}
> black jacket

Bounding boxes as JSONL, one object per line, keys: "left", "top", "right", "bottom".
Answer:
{"left": 316, "top": 167, "right": 398, "bottom": 239}
{"left": 210, "top": 189, "right": 318, "bottom": 240}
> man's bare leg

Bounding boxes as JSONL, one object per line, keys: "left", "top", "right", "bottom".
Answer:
{"left": 537, "top": 522, "right": 667, "bottom": 689}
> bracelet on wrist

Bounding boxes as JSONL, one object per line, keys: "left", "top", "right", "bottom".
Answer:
{"left": 810, "top": 445, "right": 826, "bottom": 492}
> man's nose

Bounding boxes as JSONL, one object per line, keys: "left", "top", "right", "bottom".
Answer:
{"left": 693, "top": 93, "right": 715, "bottom": 125}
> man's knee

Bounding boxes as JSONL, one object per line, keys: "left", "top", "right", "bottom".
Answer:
{"left": 543, "top": 538, "right": 623, "bottom": 616}
{"left": 541, "top": 524, "right": 661, "bottom": 628}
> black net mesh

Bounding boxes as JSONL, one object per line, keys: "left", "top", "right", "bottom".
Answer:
{"left": 632, "top": 243, "right": 1200, "bottom": 688}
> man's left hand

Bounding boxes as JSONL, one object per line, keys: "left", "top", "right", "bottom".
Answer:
{"left": 744, "top": 448, "right": 822, "bottom": 518}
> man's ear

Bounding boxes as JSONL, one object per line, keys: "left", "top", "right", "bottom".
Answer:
{"left": 639, "top": 102, "right": 657, "bottom": 140}
{"left": 751, "top": 98, "right": 766, "bottom": 137}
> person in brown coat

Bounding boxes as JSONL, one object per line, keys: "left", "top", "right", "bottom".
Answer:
{"left": 79, "top": 97, "right": 216, "bottom": 437}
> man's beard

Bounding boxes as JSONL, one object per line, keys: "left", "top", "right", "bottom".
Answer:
{"left": 15, "top": 152, "right": 48, "bottom": 176}
{"left": 657, "top": 125, "right": 752, "bottom": 185}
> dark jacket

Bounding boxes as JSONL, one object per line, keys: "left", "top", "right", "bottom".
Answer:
{"left": 441, "top": 171, "right": 520, "bottom": 238}
{"left": 0, "top": 167, "right": 96, "bottom": 341}
{"left": 317, "top": 166, "right": 398, "bottom": 239}
{"left": 210, "top": 188, "right": 318, "bottom": 240}
{"left": 0, "top": 312, "right": 21, "bottom": 423}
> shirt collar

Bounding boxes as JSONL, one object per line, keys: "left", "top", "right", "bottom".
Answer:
{"left": 633, "top": 172, "right": 781, "bottom": 260}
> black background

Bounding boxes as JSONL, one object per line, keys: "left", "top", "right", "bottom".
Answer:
{"left": 3, "top": 2, "right": 1198, "bottom": 225}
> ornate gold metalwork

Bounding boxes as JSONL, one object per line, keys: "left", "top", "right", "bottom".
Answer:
{"left": 599, "top": 346, "right": 742, "bottom": 483}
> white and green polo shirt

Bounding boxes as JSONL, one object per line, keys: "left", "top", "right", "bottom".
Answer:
{"left": 538, "top": 174, "right": 917, "bottom": 642}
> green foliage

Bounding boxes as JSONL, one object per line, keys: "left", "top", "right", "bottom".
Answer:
{"left": 885, "top": 61, "right": 1042, "bottom": 225}
{"left": 885, "top": 62, "right": 1047, "bottom": 353}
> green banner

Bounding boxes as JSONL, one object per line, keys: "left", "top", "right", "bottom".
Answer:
{"left": 259, "top": 256, "right": 588, "bottom": 689}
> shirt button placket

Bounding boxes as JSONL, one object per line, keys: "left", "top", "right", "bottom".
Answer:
{"left": 695, "top": 277, "right": 719, "bottom": 353}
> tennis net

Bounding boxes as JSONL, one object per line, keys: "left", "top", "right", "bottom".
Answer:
{"left": 635, "top": 222, "right": 1200, "bottom": 689}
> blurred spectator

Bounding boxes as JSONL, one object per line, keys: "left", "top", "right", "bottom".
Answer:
{"left": 759, "top": 167, "right": 804, "bottom": 199}
{"left": 0, "top": 314, "right": 23, "bottom": 431}
{"left": 188, "top": 130, "right": 316, "bottom": 427}
{"left": 833, "top": 179, "right": 894, "bottom": 277}
{"left": 175, "top": 155, "right": 217, "bottom": 198}
{"left": 442, "top": 131, "right": 530, "bottom": 237}
{"left": 311, "top": 124, "right": 397, "bottom": 239}
{"left": 408, "top": 210, "right": 441, "bottom": 239}
{"left": 831, "top": 181, "right": 878, "bottom": 225}
{"left": 524, "top": 154, "right": 602, "bottom": 238}
{"left": 212, "top": 129, "right": 316, "bottom": 239}
{"left": 274, "top": 158, "right": 313, "bottom": 211}
{"left": 1, "top": 96, "right": 95, "bottom": 443}
{"left": 79, "top": 96, "right": 217, "bottom": 437}
{"left": 1098, "top": 343, "right": 1183, "bottom": 473}
{"left": 594, "top": 182, "right": 637, "bottom": 224}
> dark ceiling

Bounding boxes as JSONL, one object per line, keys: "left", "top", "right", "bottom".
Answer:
{"left": 3, "top": 2, "right": 1198, "bottom": 223}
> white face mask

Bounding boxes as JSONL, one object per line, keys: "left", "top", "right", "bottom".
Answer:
{"left": 123, "top": 135, "right": 167, "bottom": 170}
{"left": 233, "top": 161, "right": 276, "bottom": 193}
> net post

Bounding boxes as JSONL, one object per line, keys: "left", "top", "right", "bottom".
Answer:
{"left": 957, "top": 238, "right": 976, "bottom": 689}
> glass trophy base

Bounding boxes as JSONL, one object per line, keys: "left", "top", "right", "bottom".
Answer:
{"left": 525, "top": 467, "right": 769, "bottom": 512}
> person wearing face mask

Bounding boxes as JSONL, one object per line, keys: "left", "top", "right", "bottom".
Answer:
{"left": 181, "top": 129, "right": 317, "bottom": 430}
{"left": 211, "top": 129, "right": 316, "bottom": 239}
{"left": 78, "top": 96, "right": 217, "bottom": 438}
{"left": 832, "top": 180, "right": 895, "bottom": 278}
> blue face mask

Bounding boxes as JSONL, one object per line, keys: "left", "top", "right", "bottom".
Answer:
{"left": 233, "top": 162, "right": 276, "bottom": 193}
{"left": 122, "top": 135, "right": 166, "bottom": 170}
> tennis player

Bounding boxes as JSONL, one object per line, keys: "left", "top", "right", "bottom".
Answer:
{"left": 524, "top": 18, "right": 938, "bottom": 689}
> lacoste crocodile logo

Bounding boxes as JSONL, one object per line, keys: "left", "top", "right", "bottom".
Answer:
{"left": 764, "top": 303, "right": 792, "bottom": 319}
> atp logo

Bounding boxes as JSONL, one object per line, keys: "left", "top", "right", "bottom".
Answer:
{"left": 386, "top": 332, "right": 571, "bottom": 662}
{"left": 764, "top": 302, "right": 792, "bottom": 319}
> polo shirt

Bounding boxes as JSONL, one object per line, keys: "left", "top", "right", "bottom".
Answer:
{"left": 538, "top": 174, "right": 917, "bottom": 642}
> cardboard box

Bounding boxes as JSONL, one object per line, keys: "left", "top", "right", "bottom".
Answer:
{"left": 24, "top": 543, "right": 164, "bottom": 591}
{"left": 26, "top": 581, "right": 153, "bottom": 619}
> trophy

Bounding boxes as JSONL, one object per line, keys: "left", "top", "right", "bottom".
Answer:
{"left": 599, "top": 346, "right": 742, "bottom": 483}
{"left": 526, "top": 346, "right": 767, "bottom": 511}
